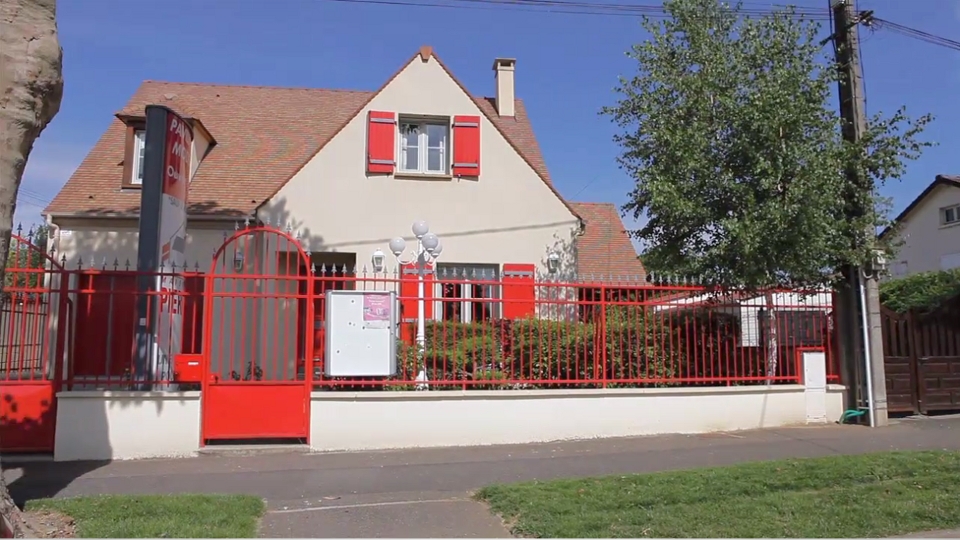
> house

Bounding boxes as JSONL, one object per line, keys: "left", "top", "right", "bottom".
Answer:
{"left": 43, "top": 46, "right": 645, "bottom": 322}
{"left": 6, "top": 47, "right": 847, "bottom": 463}
{"left": 881, "top": 175, "right": 960, "bottom": 278}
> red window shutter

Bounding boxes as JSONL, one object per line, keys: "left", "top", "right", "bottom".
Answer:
{"left": 452, "top": 115, "right": 480, "bottom": 177}
{"left": 501, "top": 263, "right": 536, "bottom": 319}
{"left": 399, "top": 263, "right": 435, "bottom": 322}
{"left": 367, "top": 111, "right": 396, "bottom": 174}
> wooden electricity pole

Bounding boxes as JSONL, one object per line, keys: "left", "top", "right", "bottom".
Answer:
{"left": 831, "top": 0, "right": 889, "bottom": 427}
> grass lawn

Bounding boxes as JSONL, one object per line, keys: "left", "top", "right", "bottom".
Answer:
{"left": 476, "top": 450, "right": 960, "bottom": 538}
{"left": 26, "top": 494, "right": 265, "bottom": 538}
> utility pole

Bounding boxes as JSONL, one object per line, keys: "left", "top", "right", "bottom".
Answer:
{"left": 831, "top": 0, "right": 889, "bottom": 427}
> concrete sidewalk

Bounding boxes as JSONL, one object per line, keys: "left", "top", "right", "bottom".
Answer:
{"left": 5, "top": 415, "right": 960, "bottom": 537}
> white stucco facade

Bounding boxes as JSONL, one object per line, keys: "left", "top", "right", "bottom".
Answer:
{"left": 50, "top": 217, "right": 233, "bottom": 271}
{"left": 259, "top": 54, "right": 580, "bottom": 276}
{"left": 887, "top": 181, "right": 960, "bottom": 277}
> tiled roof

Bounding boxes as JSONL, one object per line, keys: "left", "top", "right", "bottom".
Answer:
{"left": 45, "top": 60, "right": 557, "bottom": 217}
{"left": 569, "top": 202, "right": 646, "bottom": 282}
{"left": 45, "top": 48, "right": 646, "bottom": 277}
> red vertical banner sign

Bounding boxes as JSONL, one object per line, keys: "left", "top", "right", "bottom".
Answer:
{"left": 135, "top": 105, "right": 193, "bottom": 387}
{"left": 155, "top": 112, "right": 193, "bottom": 378}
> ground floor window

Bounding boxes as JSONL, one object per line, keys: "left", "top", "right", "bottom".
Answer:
{"left": 434, "top": 263, "right": 500, "bottom": 323}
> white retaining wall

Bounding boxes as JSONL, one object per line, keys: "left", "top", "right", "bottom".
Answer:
{"left": 54, "top": 391, "right": 201, "bottom": 461}
{"left": 309, "top": 385, "right": 846, "bottom": 452}
{"left": 52, "top": 385, "right": 845, "bottom": 461}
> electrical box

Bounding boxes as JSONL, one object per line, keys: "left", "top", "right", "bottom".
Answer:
{"left": 323, "top": 290, "right": 398, "bottom": 377}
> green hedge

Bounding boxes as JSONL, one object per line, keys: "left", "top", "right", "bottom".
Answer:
{"left": 879, "top": 269, "right": 960, "bottom": 313}
{"left": 392, "top": 305, "right": 690, "bottom": 390}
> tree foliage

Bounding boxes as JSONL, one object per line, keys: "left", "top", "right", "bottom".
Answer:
{"left": 603, "top": 0, "right": 933, "bottom": 289}
{"left": 879, "top": 269, "right": 960, "bottom": 314}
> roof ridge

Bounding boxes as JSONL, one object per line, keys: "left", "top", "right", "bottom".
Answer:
{"left": 139, "top": 80, "right": 530, "bottom": 102}
{"left": 570, "top": 201, "right": 618, "bottom": 207}
{"left": 140, "top": 80, "right": 374, "bottom": 94}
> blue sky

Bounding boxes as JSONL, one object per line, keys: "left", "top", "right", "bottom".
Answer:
{"left": 18, "top": 0, "right": 960, "bottom": 245}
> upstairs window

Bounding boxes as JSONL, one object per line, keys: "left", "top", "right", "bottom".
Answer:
{"left": 131, "top": 129, "right": 146, "bottom": 185}
{"left": 398, "top": 120, "right": 448, "bottom": 175}
{"left": 941, "top": 204, "right": 959, "bottom": 226}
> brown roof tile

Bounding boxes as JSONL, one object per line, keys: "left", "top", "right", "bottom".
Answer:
{"left": 46, "top": 48, "right": 646, "bottom": 277}
{"left": 569, "top": 202, "right": 646, "bottom": 282}
{"left": 45, "top": 51, "right": 561, "bottom": 218}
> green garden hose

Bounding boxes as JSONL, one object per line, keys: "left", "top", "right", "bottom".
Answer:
{"left": 839, "top": 408, "right": 868, "bottom": 424}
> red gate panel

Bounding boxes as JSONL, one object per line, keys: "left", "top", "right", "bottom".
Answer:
{"left": 201, "top": 225, "right": 313, "bottom": 443}
{"left": 0, "top": 232, "right": 67, "bottom": 453}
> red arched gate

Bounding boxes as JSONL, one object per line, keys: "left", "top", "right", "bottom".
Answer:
{"left": 200, "top": 225, "right": 313, "bottom": 443}
{"left": 0, "top": 233, "right": 68, "bottom": 453}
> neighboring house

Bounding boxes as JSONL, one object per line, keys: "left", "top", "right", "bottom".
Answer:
{"left": 880, "top": 175, "right": 960, "bottom": 278}
{"left": 43, "top": 46, "right": 645, "bottom": 325}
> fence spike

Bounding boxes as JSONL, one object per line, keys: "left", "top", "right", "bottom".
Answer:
{"left": 361, "top": 263, "right": 368, "bottom": 275}
{"left": 310, "top": 263, "right": 317, "bottom": 275}
{"left": 124, "top": 259, "right": 131, "bottom": 271}
{"left": 194, "top": 261, "right": 201, "bottom": 271}
{"left": 285, "top": 222, "right": 293, "bottom": 233}
{"left": 26, "top": 225, "right": 34, "bottom": 242}
{"left": 15, "top": 223, "right": 22, "bottom": 236}
{"left": 305, "top": 249, "right": 312, "bottom": 261}
{"left": 59, "top": 254, "right": 67, "bottom": 267}
{"left": 100, "top": 257, "right": 107, "bottom": 270}
{"left": 351, "top": 264, "right": 359, "bottom": 275}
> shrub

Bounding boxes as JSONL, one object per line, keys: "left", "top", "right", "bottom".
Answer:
{"left": 880, "top": 269, "right": 960, "bottom": 313}
{"left": 603, "top": 307, "right": 681, "bottom": 387}
{"left": 506, "top": 318, "right": 597, "bottom": 385}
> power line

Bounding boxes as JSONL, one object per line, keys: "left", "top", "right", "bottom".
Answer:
{"left": 321, "top": 0, "right": 832, "bottom": 19}
{"left": 869, "top": 17, "right": 960, "bottom": 52}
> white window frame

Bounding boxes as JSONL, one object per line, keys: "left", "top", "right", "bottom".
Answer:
{"left": 131, "top": 129, "right": 146, "bottom": 185}
{"left": 940, "top": 204, "right": 960, "bottom": 227}
{"left": 433, "top": 264, "right": 501, "bottom": 323}
{"left": 397, "top": 118, "right": 449, "bottom": 175}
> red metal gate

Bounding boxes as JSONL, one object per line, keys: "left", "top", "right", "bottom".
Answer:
{"left": 200, "top": 224, "right": 313, "bottom": 443}
{"left": 0, "top": 232, "right": 67, "bottom": 453}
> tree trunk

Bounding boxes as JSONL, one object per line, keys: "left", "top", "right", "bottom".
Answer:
{"left": 763, "top": 292, "right": 779, "bottom": 384}
{"left": 0, "top": 0, "right": 64, "bottom": 536}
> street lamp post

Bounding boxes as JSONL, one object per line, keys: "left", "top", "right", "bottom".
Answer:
{"left": 387, "top": 221, "right": 443, "bottom": 383}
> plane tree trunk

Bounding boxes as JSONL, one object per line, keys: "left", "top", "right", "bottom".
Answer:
{"left": 0, "top": 0, "right": 64, "bottom": 535}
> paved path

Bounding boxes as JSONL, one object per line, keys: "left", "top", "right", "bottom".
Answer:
{"left": 5, "top": 415, "right": 960, "bottom": 537}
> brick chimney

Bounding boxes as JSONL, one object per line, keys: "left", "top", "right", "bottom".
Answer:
{"left": 493, "top": 58, "right": 516, "bottom": 117}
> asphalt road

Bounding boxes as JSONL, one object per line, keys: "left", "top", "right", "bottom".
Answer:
{"left": 5, "top": 415, "right": 960, "bottom": 537}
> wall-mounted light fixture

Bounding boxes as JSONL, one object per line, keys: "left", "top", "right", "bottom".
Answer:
{"left": 371, "top": 249, "right": 386, "bottom": 273}
{"left": 547, "top": 252, "right": 560, "bottom": 274}
{"left": 233, "top": 251, "right": 244, "bottom": 272}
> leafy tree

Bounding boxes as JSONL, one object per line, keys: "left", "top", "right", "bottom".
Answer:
{"left": 603, "top": 0, "right": 933, "bottom": 290}
{"left": 879, "top": 269, "right": 960, "bottom": 313}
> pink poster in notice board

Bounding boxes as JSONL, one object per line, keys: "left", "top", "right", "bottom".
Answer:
{"left": 363, "top": 293, "right": 391, "bottom": 323}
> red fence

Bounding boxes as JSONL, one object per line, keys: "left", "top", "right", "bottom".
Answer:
{"left": 2, "top": 266, "right": 839, "bottom": 390}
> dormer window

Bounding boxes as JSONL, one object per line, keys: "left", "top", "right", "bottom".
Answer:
{"left": 131, "top": 129, "right": 146, "bottom": 185}
{"left": 121, "top": 119, "right": 146, "bottom": 189}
